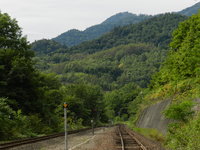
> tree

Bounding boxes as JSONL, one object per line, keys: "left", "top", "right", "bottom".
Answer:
{"left": 0, "top": 12, "right": 38, "bottom": 112}
{"left": 61, "top": 84, "right": 106, "bottom": 125}
{"left": 0, "top": 12, "right": 29, "bottom": 50}
{"left": 0, "top": 12, "right": 66, "bottom": 139}
{"left": 151, "top": 12, "right": 200, "bottom": 86}
{"left": 0, "top": 98, "right": 15, "bottom": 140}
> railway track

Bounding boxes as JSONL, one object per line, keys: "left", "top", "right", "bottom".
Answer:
{"left": 116, "top": 125, "right": 151, "bottom": 150}
{"left": 0, "top": 127, "right": 91, "bottom": 150}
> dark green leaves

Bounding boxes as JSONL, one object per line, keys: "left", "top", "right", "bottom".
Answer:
{"left": 152, "top": 12, "right": 200, "bottom": 86}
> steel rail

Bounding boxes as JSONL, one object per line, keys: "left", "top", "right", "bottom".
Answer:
{"left": 118, "top": 126, "right": 125, "bottom": 150}
{"left": 124, "top": 127, "right": 147, "bottom": 150}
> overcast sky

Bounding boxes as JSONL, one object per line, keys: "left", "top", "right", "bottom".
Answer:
{"left": 0, "top": 0, "right": 199, "bottom": 42}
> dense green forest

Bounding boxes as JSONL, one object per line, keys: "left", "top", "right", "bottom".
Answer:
{"left": 53, "top": 43, "right": 166, "bottom": 89}
{"left": 31, "top": 39, "right": 67, "bottom": 55}
{"left": 53, "top": 12, "right": 151, "bottom": 47}
{"left": 32, "top": 13, "right": 186, "bottom": 92}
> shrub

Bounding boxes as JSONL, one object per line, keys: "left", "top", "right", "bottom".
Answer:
{"left": 166, "top": 113, "right": 200, "bottom": 149}
{"left": 164, "top": 100, "right": 194, "bottom": 122}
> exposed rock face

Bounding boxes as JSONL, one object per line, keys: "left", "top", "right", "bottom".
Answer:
{"left": 137, "top": 99, "right": 171, "bottom": 134}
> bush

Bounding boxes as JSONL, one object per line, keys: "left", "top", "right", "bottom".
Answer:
{"left": 164, "top": 100, "right": 194, "bottom": 122}
{"left": 0, "top": 98, "right": 15, "bottom": 140}
{"left": 166, "top": 113, "right": 200, "bottom": 149}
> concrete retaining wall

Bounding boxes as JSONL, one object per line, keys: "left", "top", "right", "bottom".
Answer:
{"left": 137, "top": 99, "right": 171, "bottom": 134}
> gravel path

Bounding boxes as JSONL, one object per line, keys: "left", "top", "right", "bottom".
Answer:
{"left": 73, "top": 127, "right": 116, "bottom": 150}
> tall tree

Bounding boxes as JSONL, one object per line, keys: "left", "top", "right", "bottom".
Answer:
{"left": 0, "top": 12, "right": 37, "bottom": 112}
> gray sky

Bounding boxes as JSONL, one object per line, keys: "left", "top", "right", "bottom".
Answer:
{"left": 0, "top": 0, "right": 199, "bottom": 42}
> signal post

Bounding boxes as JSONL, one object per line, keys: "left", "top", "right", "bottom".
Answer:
{"left": 64, "top": 102, "right": 68, "bottom": 150}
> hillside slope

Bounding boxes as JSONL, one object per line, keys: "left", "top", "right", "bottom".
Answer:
{"left": 47, "top": 43, "right": 167, "bottom": 90}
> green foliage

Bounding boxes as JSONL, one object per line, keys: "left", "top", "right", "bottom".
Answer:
{"left": 0, "top": 12, "right": 37, "bottom": 112}
{"left": 127, "top": 89, "right": 149, "bottom": 119}
{"left": 166, "top": 113, "right": 200, "bottom": 150}
{"left": 142, "top": 12, "right": 200, "bottom": 149}
{"left": 131, "top": 127, "right": 165, "bottom": 143}
{"left": 33, "top": 43, "right": 167, "bottom": 130}
{"left": 0, "top": 12, "right": 68, "bottom": 140}
{"left": 60, "top": 84, "right": 106, "bottom": 125}
{"left": 57, "top": 43, "right": 166, "bottom": 90}
{"left": 164, "top": 100, "right": 195, "bottom": 122}
{"left": 0, "top": 98, "right": 47, "bottom": 140}
{"left": 0, "top": 98, "right": 15, "bottom": 140}
{"left": 0, "top": 12, "right": 29, "bottom": 50}
{"left": 104, "top": 83, "right": 141, "bottom": 121}
{"left": 31, "top": 39, "right": 68, "bottom": 55}
{"left": 152, "top": 12, "right": 200, "bottom": 87}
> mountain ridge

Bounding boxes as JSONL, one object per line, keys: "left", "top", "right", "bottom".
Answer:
{"left": 178, "top": 2, "right": 200, "bottom": 16}
{"left": 52, "top": 2, "right": 200, "bottom": 47}
{"left": 53, "top": 12, "right": 151, "bottom": 47}
{"left": 32, "top": 2, "right": 199, "bottom": 54}
{"left": 69, "top": 13, "right": 187, "bottom": 54}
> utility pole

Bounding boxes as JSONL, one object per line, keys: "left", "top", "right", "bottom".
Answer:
{"left": 64, "top": 102, "right": 68, "bottom": 150}
{"left": 91, "top": 119, "right": 94, "bottom": 135}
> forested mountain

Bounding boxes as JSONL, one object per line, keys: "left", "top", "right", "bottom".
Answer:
{"left": 33, "top": 13, "right": 187, "bottom": 92}
{"left": 32, "top": 13, "right": 186, "bottom": 63}
{"left": 178, "top": 2, "right": 200, "bottom": 16}
{"left": 52, "top": 2, "right": 199, "bottom": 48}
{"left": 70, "top": 13, "right": 187, "bottom": 53}
{"left": 32, "top": 2, "right": 200, "bottom": 55}
{"left": 53, "top": 12, "right": 151, "bottom": 47}
{"left": 32, "top": 14, "right": 186, "bottom": 57}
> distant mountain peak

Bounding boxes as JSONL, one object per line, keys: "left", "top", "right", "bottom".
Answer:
{"left": 68, "top": 29, "right": 81, "bottom": 32}
{"left": 178, "top": 2, "right": 200, "bottom": 16}
{"left": 102, "top": 12, "right": 149, "bottom": 25}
